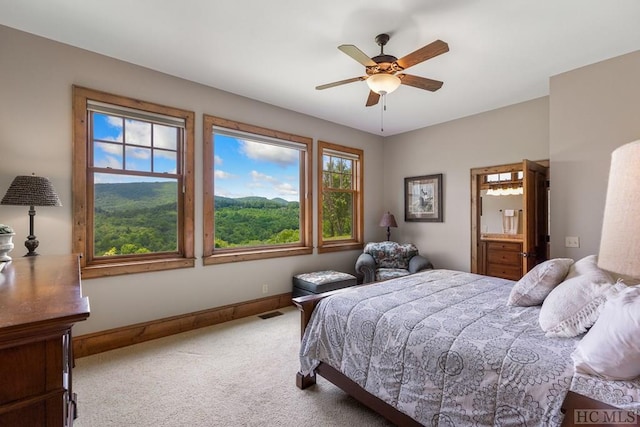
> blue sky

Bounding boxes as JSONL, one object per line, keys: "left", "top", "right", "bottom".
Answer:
{"left": 92, "top": 114, "right": 301, "bottom": 201}
{"left": 92, "top": 113, "right": 178, "bottom": 184}
{"left": 213, "top": 134, "right": 300, "bottom": 201}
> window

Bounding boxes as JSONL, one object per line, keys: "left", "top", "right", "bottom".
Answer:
{"left": 317, "top": 141, "right": 363, "bottom": 253}
{"left": 72, "top": 86, "right": 195, "bottom": 278}
{"left": 202, "top": 115, "right": 312, "bottom": 264}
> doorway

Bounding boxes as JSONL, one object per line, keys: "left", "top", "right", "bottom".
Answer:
{"left": 470, "top": 160, "right": 549, "bottom": 280}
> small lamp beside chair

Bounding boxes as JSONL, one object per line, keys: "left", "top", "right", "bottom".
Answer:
{"left": 379, "top": 211, "right": 398, "bottom": 241}
{"left": 1, "top": 174, "right": 62, "bottom": 256}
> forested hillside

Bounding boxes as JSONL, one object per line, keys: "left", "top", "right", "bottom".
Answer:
{"left": 94, "top": 181, "right": 178, "bottom": 256}
{"left": 213, "top": 196, "right": 299, "bottom": 248}
{"left": 94, "top": 182, "right": 300, "bottom": 256}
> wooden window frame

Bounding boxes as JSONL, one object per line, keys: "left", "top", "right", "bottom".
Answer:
{"left": 317, "top": 140, "right": 364, "bottom": 253}
{"left": 202, "top": 115, "right": 312, "bottom": 265}
{"left": 72, "top": 86, "right": 195, "bottom": 278}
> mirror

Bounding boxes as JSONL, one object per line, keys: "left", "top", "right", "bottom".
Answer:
{"left": 480, "top": 171, "right": 523, "bottom": 236}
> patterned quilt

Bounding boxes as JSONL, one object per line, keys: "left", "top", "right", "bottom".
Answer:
{"left": 299, "top": 269, "right": 639, "bottom": 426}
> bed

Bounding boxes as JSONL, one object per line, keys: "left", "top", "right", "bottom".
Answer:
{"left": 294, "top": 267, "right": 640, "bottom": 426}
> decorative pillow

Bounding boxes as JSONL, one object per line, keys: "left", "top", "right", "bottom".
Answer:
{"left": 507, "top": 258, "right": 574, "bottom": 306}
{"left": 539, "top": 255, "right": 625, "bottom": 337}
{"left": 571, "top": 285, "right": 640, "bottom": 380}
{"left": 564, "top": 254, "right": 603, "bottom": 280}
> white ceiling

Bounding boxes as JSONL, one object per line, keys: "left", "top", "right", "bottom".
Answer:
{"left": 2, "top": 0, "right": 640, "bottom": 136}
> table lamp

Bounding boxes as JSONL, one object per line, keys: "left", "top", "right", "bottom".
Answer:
{"left": 379, "top": 211, "right": 398, "bottom": 241}
{"left": 1, "top": 174, "right": 62, "bottom": 256}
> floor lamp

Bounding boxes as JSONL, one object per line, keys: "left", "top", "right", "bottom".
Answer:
{"left": 1, "top": 174, "right": 62, "bottom": 256}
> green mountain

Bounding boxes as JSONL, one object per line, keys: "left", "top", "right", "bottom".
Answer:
{"left": 95, "top": 181, "right": 177, "bottom": 212}
{"left": 93, "top": 182, "right": 300, "bottom": 256}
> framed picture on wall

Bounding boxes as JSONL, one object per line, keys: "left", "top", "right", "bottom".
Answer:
{"left": 405, "top": 174, "right": 443, "bottom": 222}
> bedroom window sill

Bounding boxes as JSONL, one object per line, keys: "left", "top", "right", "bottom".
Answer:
{"left": 81, "top": 257, "right": 196, "bottom": 279}
{"left": 317, "top": 242, "right": 363, "bottom": 254}
{"left": 203, "top": 246, "right": 313, "bottom": 265}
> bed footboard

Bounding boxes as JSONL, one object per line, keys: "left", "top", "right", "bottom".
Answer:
{"left": 561, "top": 391, "right": 639, "bottom": 426}
{"left": 292, "top": 290, "right": 336, "bottom": 390}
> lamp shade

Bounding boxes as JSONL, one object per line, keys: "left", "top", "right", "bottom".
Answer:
{"left": 366, "top": 74, "right": 401, "bottom": 95}
{"left": 597, "top": 140, "right": 640, "bottom": 279}
{"left": 1, "top": 175, "right": 62, "bottom": 207}
{"left": 379, "top": 211, "right": 398, "bottom": 228}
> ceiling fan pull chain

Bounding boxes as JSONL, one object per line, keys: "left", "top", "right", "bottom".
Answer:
{"left": 380, "top": 94, "right": 385, "bottom": 132}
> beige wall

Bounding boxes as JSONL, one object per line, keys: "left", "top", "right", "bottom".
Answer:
{"left": 2, "top": 23, "right": 638, "bottom": 336}
{"left": 549, "top": 50, "right": 640, "bottom": 259}
{"left": 0, "top": 26, "right": 384, "bottom": 335}
{"left": 382, "top": 49, "right": 640, "bottom": 271}
{"left": 383, "top": 98, "right": 550, "bottom": 271}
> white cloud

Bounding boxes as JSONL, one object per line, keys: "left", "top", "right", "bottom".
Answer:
{"left": 153, "top": 124, "right": 177, "bottom": 150}
{"left": 275, "top": 182, "right": 298, "bottom": 197}
{"left": 239, "top": 140, "right": 298, "bottom": 167}
{"left": 214, "top": 155, "right": 223, "bottom": 165}
{"left": 248, "top": 170, "right": 298, "bottom": 198}
{"left": 95, "top": 155, "right": 122, "bottom": 169}
{"left": 250, "top": 170, "right": 278, "bottom": 183}
{"left": 97, "top": 142, "right": 122, "bottom": 155}
{"left": 126, "top": 146, "right": 150, "bottom": 159}
{"left": 124, "top": 119, "right": 151, "bottom": 146}
{"left": 215, "top": 170, "right": 233, "bottom": 179}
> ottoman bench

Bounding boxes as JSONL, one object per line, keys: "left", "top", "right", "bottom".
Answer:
{"left": 292, "top": 270, "right": 357, "bottom": 298}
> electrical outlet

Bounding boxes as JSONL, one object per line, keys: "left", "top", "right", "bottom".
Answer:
{"left": 565, "top": 236, "right": 580, "bottom": 248}
{"left": 262, "top": 284, "right": 269, "bottom": 294}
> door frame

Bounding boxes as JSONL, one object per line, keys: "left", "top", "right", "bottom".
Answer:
{"left": 470, "top": 159, "right": 549, "bottom": 275}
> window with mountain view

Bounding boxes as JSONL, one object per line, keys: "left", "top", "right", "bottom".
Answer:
{"left": 317, "top": 141, "right": 364, "bottom": 253}
{"left": 202, "top": 115, "right": 312, "bottom": 264}
{"left": 72, "top": 86, "right": 195, "bottom": 277}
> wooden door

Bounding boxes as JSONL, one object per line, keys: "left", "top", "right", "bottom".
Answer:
{"left": 522, "top": 159, "right": 549, "bottom": 273}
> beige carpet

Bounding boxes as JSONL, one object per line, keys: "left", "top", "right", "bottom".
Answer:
{"left": 73, "top": 306, "right": 394, "bottom": 426}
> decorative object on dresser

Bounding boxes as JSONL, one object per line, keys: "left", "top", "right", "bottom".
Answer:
{"left": 378, "top": 211, "right": 397, "bottom": 241}
{"left": 1, "top": 173, "right": 62, "bottom": 256}
{"left": 404, "top": 173, "right": 443, "bottom": 222}
{"left": 0, "top": 254, "right": 90, "bottom": 426}
{"left": 0, "top": 224, "right": 15, "bottom": 262}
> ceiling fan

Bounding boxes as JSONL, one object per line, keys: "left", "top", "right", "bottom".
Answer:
{"left": 316, "top": 33, "right": 449, "bottom": 107}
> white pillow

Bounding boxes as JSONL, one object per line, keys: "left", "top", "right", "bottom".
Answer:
{"left": 507, "top": 258, "right": 574, "bottom": 306}
{"left": 564, "top": 254, "right": 601, "bottom": 280}
{"left": 539, "top": 255, "right": 625, "bottom": 337}
{"left": 572, "top": 285, "right": 640, "bottom": 380}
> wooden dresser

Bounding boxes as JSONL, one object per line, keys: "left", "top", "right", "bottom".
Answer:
{"left": 0, "top": 255, "right": 90, "bottom": 426}
{"left": 480, "top": 236, "right": 523, "bottom": 281}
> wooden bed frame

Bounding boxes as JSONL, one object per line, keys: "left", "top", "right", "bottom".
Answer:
{"left": 293, "top": 287, "right": 639, "bottom": 427}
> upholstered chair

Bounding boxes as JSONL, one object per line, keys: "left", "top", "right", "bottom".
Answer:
{"left": 355, "top": 241, "right": 433, "bottom": 284}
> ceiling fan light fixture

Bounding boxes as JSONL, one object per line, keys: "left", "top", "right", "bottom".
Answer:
{"left": 366, "top": 74, "right": 401, "bottom": 95}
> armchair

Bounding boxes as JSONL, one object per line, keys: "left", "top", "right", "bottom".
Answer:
{"left": 355, "top": 241, "right": 433, "bottom": 284}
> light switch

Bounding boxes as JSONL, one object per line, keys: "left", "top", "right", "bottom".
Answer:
{"left": 565, "top": 236, "right": 580, "bottom": 248}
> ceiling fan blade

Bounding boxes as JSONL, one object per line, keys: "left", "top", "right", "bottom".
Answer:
{"left": 316, "top": 76, "right": 365, "bottom": 90}
{"left": 365, "top": 91, "right": 380, "bottom": 107}
{"left": 398, "top": 74, "right": 444, "bottom": 91}
{"left": 338, "top": 44, "right": 377, "bottom": 67}
{"left": 395, "top": 40, "right": 449, "bottom": 70}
